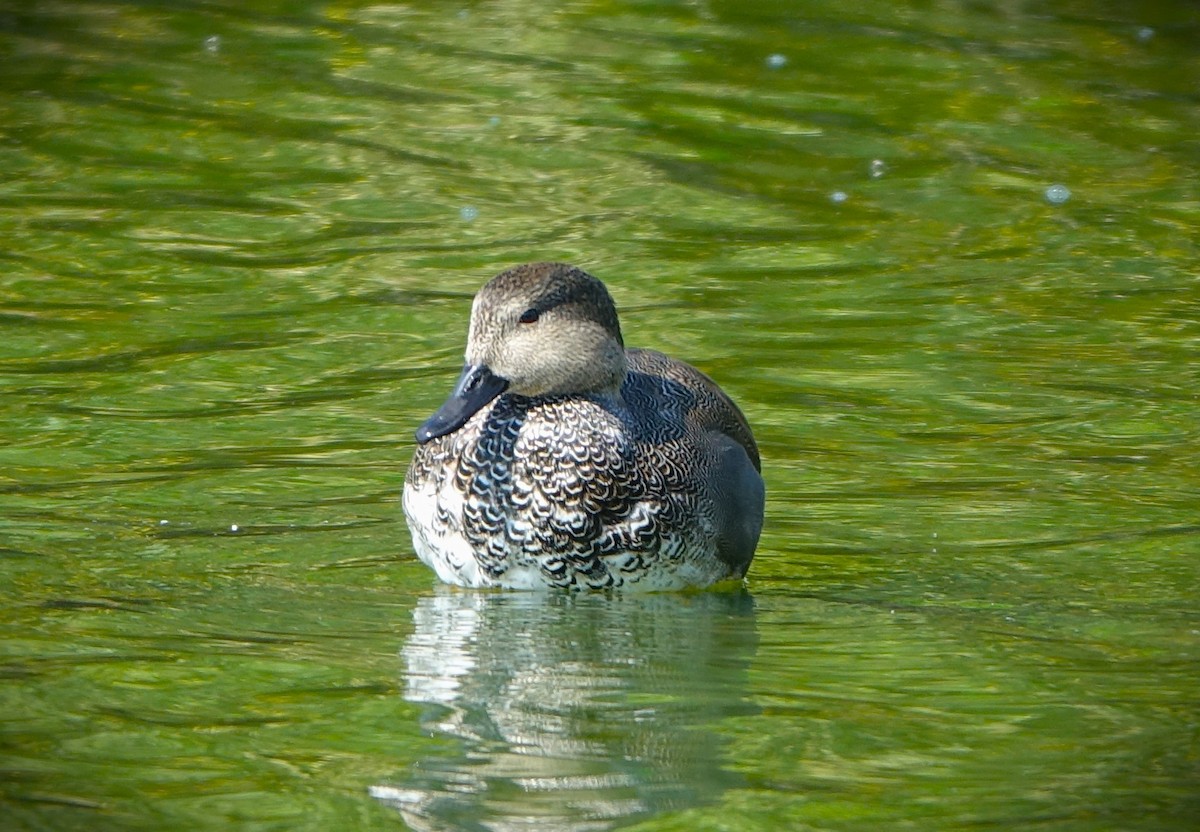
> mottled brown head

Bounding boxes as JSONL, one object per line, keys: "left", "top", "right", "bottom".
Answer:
{"left": 416, "top": 263, "right": 628, "bottom": 443}
{"left": 467, "top": 262, "right": 627, "bottom": 397}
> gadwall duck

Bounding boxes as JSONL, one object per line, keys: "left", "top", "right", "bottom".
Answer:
{"left": 403, "top": 263, "right": 764, "bottom": 590}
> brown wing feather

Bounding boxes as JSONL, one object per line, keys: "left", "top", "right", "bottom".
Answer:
{"left": 624, "top": 348, "right": 761, "bottom": 472}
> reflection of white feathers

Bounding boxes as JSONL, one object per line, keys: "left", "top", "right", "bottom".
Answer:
{"left": 402, "top": 591, "right": 478, "bottom": 703}
{"left": 372, "top": 589, "right": 758, "bottom": 831}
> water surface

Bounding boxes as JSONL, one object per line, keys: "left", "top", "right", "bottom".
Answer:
{"left": 1, "top": 1, "right": 1197, "bottom": 830}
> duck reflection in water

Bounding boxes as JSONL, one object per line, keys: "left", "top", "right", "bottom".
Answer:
{"left": 371, "top": 589, "right": 758, "bottom": 830}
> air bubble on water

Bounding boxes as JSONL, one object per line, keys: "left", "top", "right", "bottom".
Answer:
{"left": 1044, "top": 184, "right": 1071, "bottom": 205}
{"left": 1136, "top": 26, "right": 1154, "bottom": 43}
{"left": 765, "top": 53, "right": 788, "bottom": 69}
{"left": 204, "top": 35, "right": 221, "bottom": 54}
{"left": 869, "top": 159, "right": 887, "bottom": 179}
{"left": 460, "top": 206, "right": 479, "bottom": 222}
{"left": 830, "top": 190, "right": 848, "bottom": 204}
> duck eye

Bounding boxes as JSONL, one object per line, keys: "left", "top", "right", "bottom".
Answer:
{"left": 518, "top": 308, "right": 540, "bottom": 324}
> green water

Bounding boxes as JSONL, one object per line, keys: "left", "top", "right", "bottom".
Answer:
{"left": 2, "top": 1, "right": 1198, "bottom": 829}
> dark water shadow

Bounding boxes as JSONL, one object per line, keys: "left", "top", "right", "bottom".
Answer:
{"left": 373, "top": 588, "right": 759, "bottom": 830}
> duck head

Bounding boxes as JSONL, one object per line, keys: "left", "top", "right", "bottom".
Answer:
{"left": 416, "top": 263, "right": 627, "bottom": 444}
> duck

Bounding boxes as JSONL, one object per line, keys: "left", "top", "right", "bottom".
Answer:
{"left": 403, "top": 262, "right": 764, "bottom": 590}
